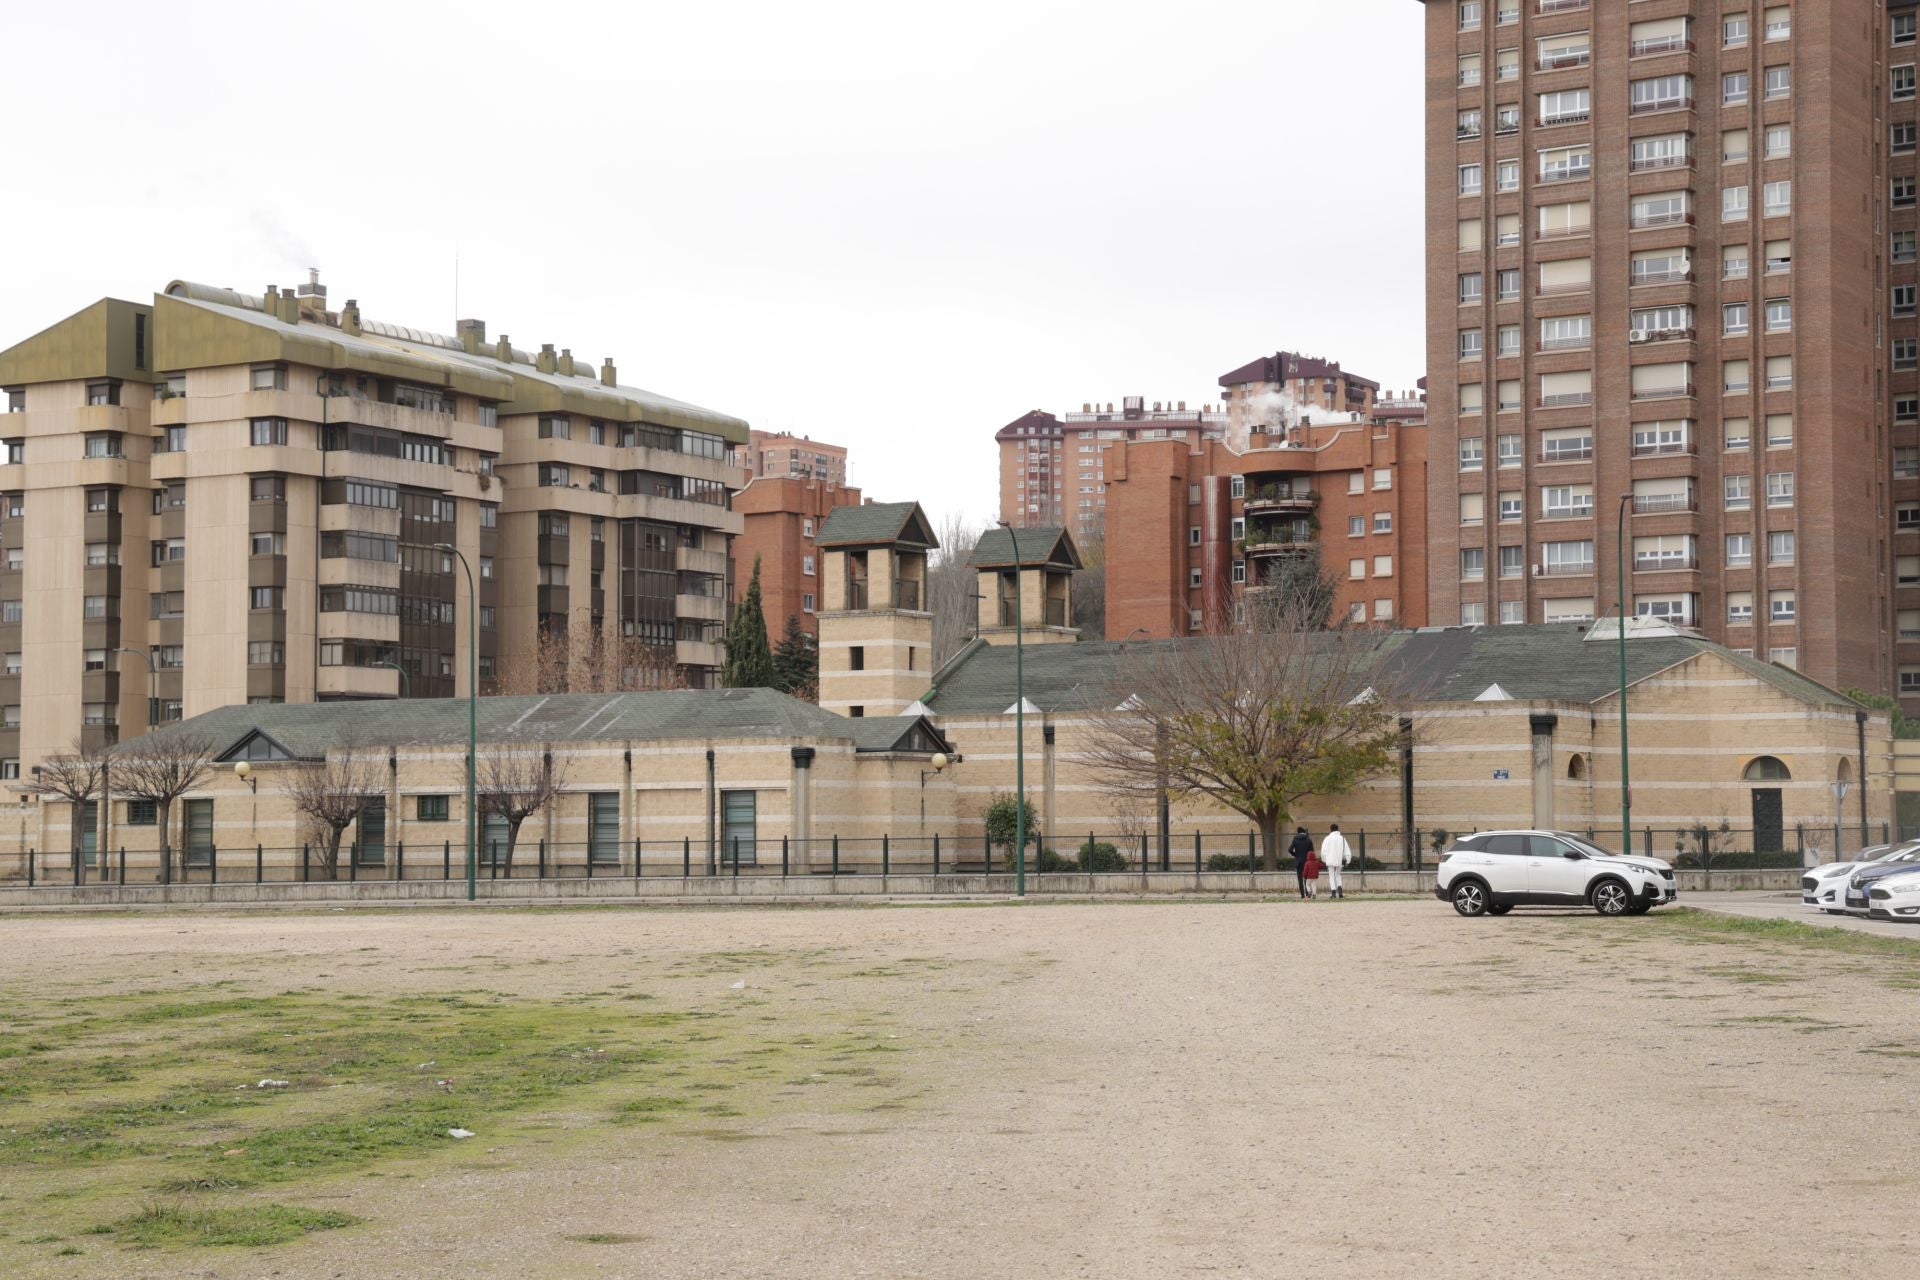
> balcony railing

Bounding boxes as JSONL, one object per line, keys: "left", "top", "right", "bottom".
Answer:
{"left": 1632, "top": 383, "right": 1693, "bottom": 400}
{"left": 1539, "top": 163, "right": 1593, "bottom": 184}
{"left": 1537, "top": 223, "right": 1592, "bottom": 240}
{"left": 1540, "top": 445, "right": 1594, "bottom": 463}
{"left": 1630, "top": 209, "right": 1693, "bottom": 229}
{"left": 1630, "top": 154, "right": 1691, "bottom": 173}
{"left": 1629, "top": 36, "right": 1693, "bottom": 57}
{"left": 1536, "top": 280, "right": 1591, "bottom": 296}
{"left": 1541, "top": 506, "right": 1595, "bottom": 520}
{"left": 1458, "top": 125, "right": 1482, "bottom": 140}
{"left": 1635, "top": 556, "right": 1699, "bottom": 571}
{"left": 1629, "top": 327, "right": 1695, "bottom": 344}
{"left": 1631, "top": 440, "right": 1695, "bottom": 458}
{"left": 1540, "top": 561, "right": 1595, "bottom": 577}
{"left": 1537, "top": 0, "right": 1587, "bottom": 13}
{"left": 1632, "top": 493, "right": 1697, "bottom": 514}
{"left": 1539, "top": 334, "right": 1592, "bottom": 351}
{"left": 1537, "top": 52, "right": 1591, "bottom": 72}
{"left": 1630, "top": 266, "right": 1691, "bottom": 286}
{"left": 1629, "top": 96, "right": 1693, "bottom": 115}
{"left": 1540, "top": 392, "right": 1594, "bottom": 408}
{"left": 1244, "top": 486, "right": 1318, "bottom": 510}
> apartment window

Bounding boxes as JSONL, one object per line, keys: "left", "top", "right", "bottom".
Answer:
{"left": 85, "top": 379, "right": 121, "bottom": 406}
{"left": 1496, "top": 269, "right": 1520, "bottom": 302}
{"left": 1896, "top": 65, "right": 1917, "bottom": 102}
{"left": 82, "top": 703, "right": 115, "bottom": 727}
{"left": 1891, "top": 232, "right": 1914, "bottom": 265}
{"left": 1724, "top": 359, "right": 1750, "bottom": 394}
{"left": 1896, "top": 288, "right": 1920, "bottom": 322}
{"left": 1460, "top": 330, "right": 1483, "bottom": 361}
{"left": 1495, "top": 105, "right": 1520, "bottom": 136}
{"left": 1765, "top": 413, "right": 1794, "bottom": 449}
{"left": 1900, "top": 399, "right": 1920, "bottom": 428}
{"left": 1901, "top": 448, "right": 1920, "bottom": 480}
{"left": 1461, "top": 548, "right": 1485, "bottom": 582}
{"left": 1764, "top": 240, "right": 1791, "bottom": 273}
{"left": 150, "top": 538, "right": 185, "bottom": 565}
{"left": 1763, "top": 5, "right": 1789, "bottom": 40}
{"left": 1536, "top": 29, "right": 1589, "bottom": 70}
{"left": 148, "top": 591, "right": 182, "bottom": 620}
{"left": 1721, "top": 127, "right": 1749, "bottom": 164}
{"left": 1726, "top": 533, "right": 1753, "bottom": 568}
{"left": 83, "top": 543, "right": 116, "bottom": 566}
{"left": 1231, "top": 560, "right": 1246, "bottom": 585}
{"left": 247, "top": 641, "right": 285, "bottom": 665}
{"left": 154, "top": 424, "right": 186, "bottom": 453}
{"left": 1496, "top": 160, "right": 1519, "bottom": 192}
{"left": 1500, "top": 601, "right": 1524, "bottom": 625}
{"left": 1903, "top": 556, "right": 1920, "bottom": 587}
{"left": 1458, "top": 109, "right": 1482, "bottom": 140}
{"left": 1630, "top": 191, "right": 1688, "bottom": 228}
{"left": 1373, "top": 468, "right": 1392, "bottom": 491}
{"left": 1499, "top": 492, "right": 1523, "bottom": 521}
{"left": 1629, "top": 75, "right": 1690, "bottom": 115}
{"left": 1899, "top": 340, "right": 1920, "bottom": 372}
{"left": 1762, "top": 66, "right": 1790, "bottom": 99}
{"left": 1499, "top": 546, "right": 1524, "bottom": 578}
{"left": 1723, "top": 71, "right": 1748, "bottom": 105}
{"left": 1187, "top": 568, "right": 1202, "bottom": 590}
{"left": 1541, "top": 428, "right": 1593, "bottom": 462}
{"left": 1723, "top": 244, "right": 1749, "bottom": 279}
{"left": 1458, "top": 54, "right": 1482, "bottom": 87}
{"left": 1542, "top": 485, "right": 1592, "bottom": 519}
{"left": 479, "top": 556, "right": 494, "bottom": 580}
{"left": 1228, "top": 476, "right": 1245, "bottom": 500}
{"left": 1760, "top": 126, "right": 1791, "bottom": 162}
{"left": 1767, "top": 531, "right": 1795, "bottom": 566}
{"left": 1459, "top": 272, "right": 1483, "bottom": 304}
{"left": 1632, "top": 421, "right": 1690, "bottom": 457}
{"left": 250, "top": 475, "right": 285, "bottom": 502}
{"left": 0, "top": 705, "right": 16, "bottom": 728}
{"left": 1373, "top": 512, "right": 1393, "bottom": 534}
{"left": 1348, "top": 558, "right": 1365, "bottom": 581}
{"left": 85, "top": 488, "right": 115, "bottom": 513}
{"left": 1897, "top": 123, "right": 1918, "bottom": 157}
{"left": 83, "top": 648, "right": 110, "bottom": 672}
{"left": 1630, "top": 133, "right": 1689, "bottom": 173}
{"left": 1765, "top": 297, "right": 1793, "bottom": 331}
{"left": 1539, "top": 144, "right": 1591, "bottom": 183}
{"left": 250, "top": 417, "right": 288, "bottom": 446}
{"left": 1898, "top": 177, "right": 1919, "bottom": 210}
{"left": 1728, "top": 592, "right": 1754, "bottom": 624}
{"left": 1373, "top": 556, "right": 1393, "bottom": 579}
{"left": 1758, "top": 180, "right": 1789, "bottom": 221}
{"left": 1458, "top": 164, "right": 1482, "bottom": 197}
{"left": 802, "top": 593, "right": 815, "bottom": 613}
{"left": 1348, "top": 515, "right": 1365, "bottom": 536}
{"left": 1459, "top": 437, "right": 1485, "bottom": 471}
{"left": 1723, "top": 302, "right": 1750, "bottom": 336}
{"left": 1539, "top": 315, "right": 1591, "bottom": 350}
{"left": 1496, "top": 2, "right": 1517, "bottom": 25}
{"left": 2, "top": 439, "right": 19, "bottom": 465}
{"left": 1496, "top": 213, "right": 1521, "bottom": 245}
{"left": 1497, "top": 435, "right": 1522, "bottom": 467}
{"left": 1723, "top": 14, "right": 1748, "bottom": 47}
{"left": 250, "top": 586, "right": 281, "bottom": 610}
{"left": 1543, "top": 540, "right": 1594, "bottom": 576}
{"left": 1537, "top": 89, "right": 1589, "bottom": 127}
{"left": 1725, "top": 474, "right": 1751, "bottom": 509}
{"left": 1722, "top": 186, "right": 1749, "bottom": 223}
{"left": 1769, "top": 590, "right": 1796, "bottom": 623}
{"left": 3, "top": 548, "right": 18, "bottom": 571}
{"left": 1628, "top": 16, "right": 1689, "bottom": 56}
{"left": 1497, "top": 325, "right": 1520, "bottom": 358}
{"left": 1766, "top": 472, "right": 1794, "bottom": 507}
{"left": 1769, "top": 647, "right": 1797, "bottom": 669}
{"left": 1765, "top": 355, "right": 1792, "bottom": 390}
{"left": 1496, "top": 48, "right": 1518, "bottom": 81}
{"left": 0, "top": 759, "right": 16, "bottom": 781}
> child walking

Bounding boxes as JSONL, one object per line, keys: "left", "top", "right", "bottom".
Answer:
{"left": 1302, "top": 847, "right": 1324, "bottom": 899}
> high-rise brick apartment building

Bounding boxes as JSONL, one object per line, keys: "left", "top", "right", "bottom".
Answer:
{"left": 1424, "top": 0, "right": 1909, "bottom": 704}
{"left": 733, "top": 429, "right": 848, "bottom": 487}
{"left": 732, "top": 478, "right": 863, "bottom": 639}
{"left": 0, "top": 276, "right": 747, "bottom": 777}
{"left": 995, "top": 398, "right": 1227, "bottom": 540}
{"left": 1104, "top": 360, "right": 1427, "bottom": 639}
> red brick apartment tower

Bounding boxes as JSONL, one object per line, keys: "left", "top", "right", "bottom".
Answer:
{"left": 732, "top": 477, "right": 863, "bottom": 639}
{"left": 1423, "top": 0, "right": 1896, "bottom": 701}
{"left": 995, "top": 399, "right": 1228, "bottom": 542}
{"left": 732, "top": 429, "right": 849, "bottom": 487}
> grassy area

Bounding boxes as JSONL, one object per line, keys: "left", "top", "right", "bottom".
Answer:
{"left": 1649, "top": 907, "right": 1920, "bottom": 960}
{"left": 0, "top": 949, "right": 931, "bottom": 1266}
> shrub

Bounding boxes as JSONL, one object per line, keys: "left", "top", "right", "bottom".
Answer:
{"left": 1206, "top": 853, "right": 1252, "bottom": 871}
{"left": 984, "top": 794, "right": 1039, "bottom": 854}
{"left": 1074, "top": 841, "right": 1129, "bottom": 872}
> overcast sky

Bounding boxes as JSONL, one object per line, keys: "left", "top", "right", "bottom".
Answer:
{"left": 3, "top": 1, "right": 1425, "bottom": 531}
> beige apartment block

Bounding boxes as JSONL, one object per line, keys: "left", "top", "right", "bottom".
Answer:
{"left": 813, "top": 501, "right": 936, "bottom": 717}
{"left": 1423, "top": 0, "right": 1899, "bottom": 704}
{"left": 0, "top": 275, "right": 749, "bottom": 778}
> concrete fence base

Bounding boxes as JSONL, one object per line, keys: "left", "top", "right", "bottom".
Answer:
{"left": 0, "top": 867, "right": 1802, "bottom": 910}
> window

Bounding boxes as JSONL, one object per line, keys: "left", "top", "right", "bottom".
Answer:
{"left": 1373, "top": 512, "right": 1392, "bottom": 534}
{"left": 1459, "top": 330, "right": 1482, "bottom": 361}
{"left": 1899, "top": 446, "right": 1920, "bottom": 479}
{"left": 1541, "top": 485, "right": 1593, "bottom": 519}
{"left": 1459, "top": 437, "right": 1484, "bottom": 471}
{"left": 1897, "top": 65, "right": 1917, "bottom": 102}
{"left": 249, "top": 586, "right": 281, "bottom": 610}
{"left": 1763, "top": 181, "right": 1791, "bottom": 216}
{"left": 1764, "top": 355, "right": 1792, "bottom": 390}
{"left": 249, "top": 475, "right": 285, "bottom": 503}
{"left": 1897, "top": 12, "right": 1917, "bottom": 46}
{"left": 1764, "top": 297, "right": 1792, "bottom": 331}
{"left": 250, "top": 417, "right": 288, "bottom": 446}
{"left": 85, "top": 488, "right": 115, "bottom": 513}
{"left": 1500, "top": 601, "right": 1524, "bottom": 625}
{"left": 1724, "top": 359, "right": 1751, "bottom": 394}
{"left": 1630, "top": 191, "right": 1688, "bottom": 228}
{"left": 1495, "top": 160, "right": 1519, "bottom": 192}
{"left": 1499, "top": 491, "right": 1523, "bottom": 521}
{"left": 1459, "top": 272, "right": 1482, "bottom": 305}
{"left": 1763, "top": 125, "right": 1791, "bottom": 160}
{"left": 1723, "top": 302, "right": 1750, "bottom": 335}
{"left": 1727, "top": 533, "right": 1753, "bottom": 567}
{"left": 1497, "top": 434, "right": 1522, "bottom": 467}
{"left": 1461, "top": 603, "right": 1486, "bottom": 626}
{"left": 1495, "top": 105, "right": 1521, "bottom": 136}
{"left": 1769, "top": 590, "right": 1796, "bottom": 623}
{"left": 1632, "top": 535, "right": 1693, "bottom": 571}
{"left": 1765, "top": 413, "right": 1794, "bottom": 449}
{"left": 1766, "top": 472, "right": 1794, "bottom": 507}
{"left": 1769, "top": 647, "right": 1797, "bottom": 669}
{"left": 1458, "top": 163, "right": 1482, "bottom": 198}
{"left": 1461, "top": 548, "right": 1485, "bottom": 582}
{"left": 1541, "top": 427, "right": 1594, "bottom": 462}
{"left": 1536, "top": 29, "right": 1588, "bottom": 70}
{"left": 408, "top": 794, "right": 449, "bottom": 823}
{"left": 250, "top": 364, "right": 287, "bottom": 392}
{"left": 1373, "top": 469, "right": 1392, "bottom": 492}
{"left": 1903, "top": 556, "right": 1920, "bottom": 587}
{"left": 1495, "top": 269, "right": 1520, "bottom": 302}
{"left": 1721, "top": 246, "right": 1750, "bottom": 283}
{"left": 1724, "top": 71, "right": 1748, "bottom": 105}
{"left": 1543, "top": 540, "right": 1595, "bottom": 575}
{"left": 1459, "top": 53, "right": 1482, "bottom": 87}
{"left": 82, "top": 595, "right": 114, "bottom": 620}
{"left": 1499, "top": 546, "right": 1524, "bottom": 579}
{"left": 1496, "top": 47, "right": 1518, "bottom": 81}
{"left": 85, "top": 379, "right": 121, "bottom": 406}
{"left": 1629, "top": 16, "right": 1689, "bottom": 57}
{"left": 479, "top": 555, "right": 494, "bottom": 580}
{"left": 1898, "top": 287, "right": 1918, "bottom": 320}
{"left": 1723, "top": 14, "right": 1748, "bottom": 47}
{"left": 1766, "top": 530, "right": 1795, "bottom": 566}
{"left": 1763, "top": 66, "right": 1790, "bottom": 99}
{"left": 1725, "top": 474, "right": 1751, "bottom": 509}
{"left": 1459, "top": 218, "right": 1482, "bottom": 252}
{"left": 1537, "top": 89, "right": 1589, "bottom": 127}
{"left": 588, "top": 793, "right": 621, "bottom": 865}
{"left": 1348, "top": 515, "right": 1365, "bottom": 536}
{"left": 1231, "top": 560, "right": 1246, "bottom": 584}
{"left": 1497, "top": 325, "right": 1520, "bottom": 358}
{"left": 1763, "top": 5, "right": 1789, "bottom": 40}
{"left": 1348, "top": 558, "right": 1365, "bottom": 581}
{"left": 1539, "top": 315, "right": 1591, "bottom": 350}
{"left": 1629, "top": 74, "right": 1691, "bottom": 114}
{"left": 1899, "top": 177, "right": 1919, "bottom": 210}
{"left": 720, "top": 790, "right": 757, "bottom": 865}
{"left": 1458, "top": 109, "right": 1482, "bottom": 140}
{"left": 1898, "top": 339, "right": 1919, "bottom": 372}
{"left": 1542, "top": 598, "right": 1594, "bottom": 625}
{"left": 1630, "top": 133, "right": 1689, "bottom": 173}
{"left": 1538, "top": 144, "right": 1591, "bottom": 184}
{"left": 802, "top": 593, "right": 815, "bottom": 613}
{"left": 1722, "top": 186, "right": 1749, "bottom": 222}
{"left": 82, "top": 648, "right": 110, "bottom": 673}
{"left": 1189, "top": 525, "right": 1201, "bottom": 546}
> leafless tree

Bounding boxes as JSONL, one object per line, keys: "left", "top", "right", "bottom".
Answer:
{"left": 1072, "top": 514, "right": 1107, "bottom": 641}
{"left": 476, "top": 746, "right": 570, "bottom": 873}
{"left": 1084, "top": 592, "right": 1408, "bottom": 871}
{"left": 26, "top": 739, "right": 108, "bottom": 882}
{"left": 494, "top": 619, "right": 688, "bottom": 696}
{"left": 112, "top": 734, "right": 216, "bottom": 883}
{"left": 279, "top": 742, "right": 387, "bottom": 877}
{"left": 928, "top": 512, "right": 984, "bottom": 666}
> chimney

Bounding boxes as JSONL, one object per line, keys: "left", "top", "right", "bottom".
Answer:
{"left": 264, "top": 284, "right": 281, "bottom": 314}
{"left": 456, "top": 318, "right": 486, "bottom": 354}
{"left": 537, "top": 343, "right": 558, "bottom": 374}
{"left": 558, "top": 348, "right": 577, "bottom": 376}
{"left": 496, "top": 334, "right": 513, "bottom": 362}
{"left": 341, "top": 298, "right": 363, "bottom": 337}
{"left": 296, "top": 268, "right": 327, "bottom": 303}
{"left": 600, "top": 357, "right": 618, "bottom": 387}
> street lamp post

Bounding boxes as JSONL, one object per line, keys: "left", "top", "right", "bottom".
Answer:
{"left": 1615, "top": 492, "right": 1633, "bottom": 854}
{"left": 918, "top": 751, "right": 948, "bottom": 832}
{"left": 996, "top": 521, "right": 1026, "bottom": 898}
{"left": 372, "top": 659, "right": 410, "bottom": 699}
{"left": 435, "top": 543, "right": 478, "bottom": 902}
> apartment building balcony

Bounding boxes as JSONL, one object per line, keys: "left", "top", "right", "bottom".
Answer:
{"left": 674, "top": 545, "right": 727, "bottom": 577}
{"left": 1538, "top": 445, "right": 1593, "bottom": 464}
{"left": 1242, "top": 536, "right": 1316, "bottom": 557}
{"left": 1538, "top": 165, "right": 1593, "bottom": 186}
{"left": 1536, "top": 110, "right": 1590, "bottom": 128}
{"left": 1538, "top": 562, "right": 1594, "bottom": 578}
{"left": 1630, "top": 210, "right": 1694, "bottom": 230}
{"left": 1631, "top": 382, "right": 1694, "bottom": 401}
{"left": 1632, "top": 493, "right": 1698, "bottom": 515}
{"left": 1629, "top": 35, "right": 1692, "bottom": 58}
{"left": 1539, "top": 508, "right": 1595, "bottom": 522}
{"left": 1242, "top": 484, "right": 1319, "bottom": 513}
{"left": 676, "top": 592, "right": 725, "bottom": 623}
{"left": 1631, "top": 439, "right": 1696, "bottom": 459}
{"left": 1630, "top": 267, "right": 1693, "bottom": 287}
{"left": 1635, "top": 557, "right": 1699, "bottom": 573}
{"left": 1536, "top": 54, "right": 1590, "bottom": 74}
{"left": 1536, "top": 223, "right": 1592, "bottom": 242}
{"left": 1538, "top": 335, "right": 1591, "bottom": 353}
{"left": 1629, "top": 327, "right": 1695, "bottom": 345}
{"left": 1628, "top": 154, "right": 1693, "bottom": 176}
{"left": 1536, "top": 0, "right": 1587, "bottom": 12}
{"left": 1539, "top": 392, "right": 1594, "bottom": 409}
{"left": 676, "top": 639, "right": 724, "bottom": 669}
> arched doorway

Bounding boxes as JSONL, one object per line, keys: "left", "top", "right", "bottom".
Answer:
{"left": 1567, "top": 753, "right": 1587, "bottom": 781}
{"left": 1744, "top": 757, "right": 1790, "bottom": 853}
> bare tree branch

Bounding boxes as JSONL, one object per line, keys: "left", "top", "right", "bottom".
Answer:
{"left": 278, "top": 742, "right": 386, "bottom": 877}
{"left": 928, "top": 513, "right": 983, "bottom": 665}
{"left": 112, "top": 735, "right": 216, "bottom": 883}
{"left": 26, "top": 738, "right": 109, "bottom": 876}
{"left": 476, "top": 747, "right": 570, "bottom": 873}
{"left": 495, "top": 619, "right": 688, "bottom": 696}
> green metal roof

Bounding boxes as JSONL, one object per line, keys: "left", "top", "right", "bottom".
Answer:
{"left": 814, "top": 501, "right": 936, "bottom": 549}
{"left": 968, "top": 525, "right": 1081, "bottom": 570}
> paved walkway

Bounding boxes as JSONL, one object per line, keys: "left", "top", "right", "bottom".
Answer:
{"left": 1685, "top": 889, "right": 1920, "bottom": 937}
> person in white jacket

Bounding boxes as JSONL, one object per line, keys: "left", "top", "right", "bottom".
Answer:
{"left": 1319, "top": 825, "right": 1351, "bottom": 899}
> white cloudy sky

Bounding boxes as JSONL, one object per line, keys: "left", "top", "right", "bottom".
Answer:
{"left": 2, "top": 1, "right": 1425, "bottom": 529}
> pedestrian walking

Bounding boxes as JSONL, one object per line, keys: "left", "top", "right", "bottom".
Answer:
{"left": 1320, "top": 824, "right": 1351, "bottom": 899}
{"left": 1288, "top": 827, "right": 1314, "bottom": 899}
{"left": 1302, "top": 847, "right": 1323, "bottom": 899}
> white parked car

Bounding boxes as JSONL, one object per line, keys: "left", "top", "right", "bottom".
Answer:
{"left": 1866, "top": 866, "right": 1920, "bottom": 922}
{"left": 1435, "top": 829, "right": 1677, "bottom": 917}
{"left": 1802, "top": 843, "right": 1920, "bottom": 913}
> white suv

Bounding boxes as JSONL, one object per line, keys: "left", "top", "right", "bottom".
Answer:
{"left": 1436, "top": 830, "right": 1677, "bottom": 917}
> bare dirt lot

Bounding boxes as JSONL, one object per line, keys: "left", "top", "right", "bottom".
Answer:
{"left": 2, "top": 900, "right": 1917, "bottom": 1279}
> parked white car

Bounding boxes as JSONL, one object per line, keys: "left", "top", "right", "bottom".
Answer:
{"left": 1866, "top": 866, "right": 1920, "bottom": 922}
{"left": 1802, "top": 843, "right": 1920, "bottom": 913}
{"left": 1435, "top": 829, "right": 1677, "bottom": 917}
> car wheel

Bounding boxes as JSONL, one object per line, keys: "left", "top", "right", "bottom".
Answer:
{"left": 1451, "top": 880, "right": 1489, "bottom": 917}
{"left": 1487, "top": 903, "right": 1513, "bottom": 915}
{"left": 1591, "top": 879, "right": 1633, "bottom": 917}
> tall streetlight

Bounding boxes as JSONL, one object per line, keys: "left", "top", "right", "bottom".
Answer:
{"left": 1614, "top": 492, "right": 1633, "bottom": 854}
{"left": 435, "top": 543, "right": 478, "bottom": 902}
{"left": 995, "top": 521, "right": 1026, "bottom": 898}
{"left": 372, "top": 659, "right": 410, "bottom": 699}
{"left": 113, "top": 647, "right": 156, "bottom": 730}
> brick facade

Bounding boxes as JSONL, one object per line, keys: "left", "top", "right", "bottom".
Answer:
{"left": 732, "top": 477, "right": 862, "bottom": 640}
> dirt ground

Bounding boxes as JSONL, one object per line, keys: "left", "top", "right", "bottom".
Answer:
{"left": 3, "top": 900, "right": 1917, "bottom": 1278}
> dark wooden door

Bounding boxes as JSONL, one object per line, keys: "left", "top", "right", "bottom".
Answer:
{"left": 1751, "top": 788, "right": 1783, "bottom": 854}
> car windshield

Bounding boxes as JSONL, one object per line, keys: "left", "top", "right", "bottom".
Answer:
{"left": 1555, "top": 832, "right": 1617, "bottom": 858}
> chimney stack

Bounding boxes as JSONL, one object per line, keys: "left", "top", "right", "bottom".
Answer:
{"left": 341, "top": 299, "right": 363, "bottom": 337}
{"left": 600, "top": 357, "right": 618, "bottom": 387}
{"left": 496, "top": 334, "right": 513, "bottom": 362}
{"left": 558, "top": 348, "right": 576, "bottom": 376}
{"left": 456, "top": 318, "right": 486, "bottom": 354}
{"left": 537, "top": 343, "right": 557, "bottom": 374}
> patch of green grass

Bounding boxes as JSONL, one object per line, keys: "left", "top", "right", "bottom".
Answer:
{"left": 1704, "top": 966, "right": 1798, "bottom": 985}
{"left": 99, "top": 1202, "right": 356, "bottom": 1248}
{"left": 567, "top": 1232, "right": 646, "bottom": 1244}
{"left": 1649, "top": 908, "right": 1920, "bottom": 959}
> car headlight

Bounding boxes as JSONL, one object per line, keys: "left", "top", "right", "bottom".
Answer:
{"left": 1890, "top": 880, "right": 1920, "bottom": 895}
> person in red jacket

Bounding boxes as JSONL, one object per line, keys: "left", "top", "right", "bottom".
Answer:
{"left": 1302, "top": 847, "right": 1324, "bottom": 899}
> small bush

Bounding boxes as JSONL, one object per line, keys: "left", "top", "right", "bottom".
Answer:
{"left": 1206, "top": 854, "right": 1251, "bottom": 871}
{"left": 1074, "top": 841, "right": 1130, "bottom": 872}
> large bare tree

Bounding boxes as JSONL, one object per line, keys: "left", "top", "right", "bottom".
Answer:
{"left": 476, "top": 747, "right": 570, "bottom": 874}
{"left": 112, "top": 734, "right": 216, "bottom": 883}
{"left": 279, "top": 743, "right": 387, "bottom": 877}
{"left": 493, "top": 618, "right": 688, "bottom": 696}
{"left": 928, "top": 512, "right": 983, "bottom": 666}
{"left": 26, "top": 739, "right": 109, "bottom": 883}
{"left": 1085, "top": 592, "right": 1408, "bottom": 870}
{"left": 1072, "top": 513, "right": 1107, "bottom": 641}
